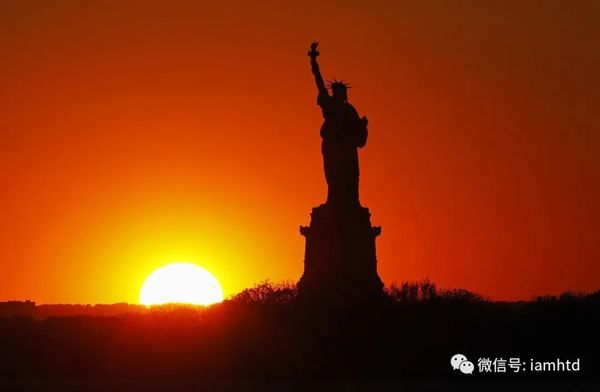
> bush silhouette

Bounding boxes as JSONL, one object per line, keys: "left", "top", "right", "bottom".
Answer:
{"left": 230, "top": 280, "right": 297, "bottom": 304}
{"left": 386, "top": 278, "right": 484, "bottom": 304}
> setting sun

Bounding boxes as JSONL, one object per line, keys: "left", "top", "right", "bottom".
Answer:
{"left": 139, "top": 262, "right": 224, "bottom": 306}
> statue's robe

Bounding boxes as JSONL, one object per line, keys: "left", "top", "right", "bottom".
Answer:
{"left": 317, "top": 91, "right": 368, "bottom": 207}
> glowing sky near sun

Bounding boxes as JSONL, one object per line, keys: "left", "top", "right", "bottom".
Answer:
{"left": 0, "top": 1, "right": 598, "bottom": 303}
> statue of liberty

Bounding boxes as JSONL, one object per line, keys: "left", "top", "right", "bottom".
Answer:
{"left": 308, "top": 42, "right": 369, "bottom": 208}
{"left": 299, "top": 42, "right": 384, "bottom": 303}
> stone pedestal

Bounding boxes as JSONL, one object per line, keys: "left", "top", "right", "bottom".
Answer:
{"left": 297, "top": 203, "right": 384, "bottom": 303}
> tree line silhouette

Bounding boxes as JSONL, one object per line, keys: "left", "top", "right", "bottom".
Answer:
{"left": 0, "top": 280, "right": 598, "bottom": 386}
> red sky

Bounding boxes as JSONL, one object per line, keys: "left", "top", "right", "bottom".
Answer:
{"left": 0, "top": 1, "right": 598, "bottom": 303}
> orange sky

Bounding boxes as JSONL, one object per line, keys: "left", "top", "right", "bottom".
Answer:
{"left": 1, "top": 1, "right": 598, "bottom": 303}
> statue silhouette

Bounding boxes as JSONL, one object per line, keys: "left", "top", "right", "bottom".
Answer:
{"left": 308, "top": 42, "right": 369, "bottom": 208}
{"left": 298, "top": 42, "right": 384, "bottom": 303}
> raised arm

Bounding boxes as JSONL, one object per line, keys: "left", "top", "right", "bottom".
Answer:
{"left": 308, "top": 42, "right": 328, "bottom": 97}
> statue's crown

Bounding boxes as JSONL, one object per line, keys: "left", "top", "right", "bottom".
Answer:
{"left": 326, "top": 79, "right": 351, "bottom": 92}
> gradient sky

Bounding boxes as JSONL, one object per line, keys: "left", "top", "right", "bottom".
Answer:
{"left": 1, "top": 1, "right": 598, "bottom": 303}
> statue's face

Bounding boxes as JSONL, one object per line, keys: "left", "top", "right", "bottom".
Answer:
{"left": 332, "top": 89, "right": 348, "bottom": 102}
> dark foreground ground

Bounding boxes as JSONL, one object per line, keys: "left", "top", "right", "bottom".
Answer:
{"left": 0, "top": 378, "right": 598, "bottom": 392}
{"left": 1, "top": 282, "right": 599, "bottom": 390}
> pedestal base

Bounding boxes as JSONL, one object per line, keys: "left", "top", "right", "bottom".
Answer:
{"left": 297, "top": 203, "right": 385, "bottom": 303}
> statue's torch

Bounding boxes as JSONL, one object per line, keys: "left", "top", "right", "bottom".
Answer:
{"left": 308, "top": 42, "right": 320, "bottom": 59}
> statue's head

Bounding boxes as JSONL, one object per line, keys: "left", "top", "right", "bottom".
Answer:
{"left": 328, "top": 79, "right": 350, "bottom": 102}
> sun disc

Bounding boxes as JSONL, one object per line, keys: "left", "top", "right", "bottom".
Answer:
{"left": 140, "top": 262, "right": 224, "bottom": 306}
